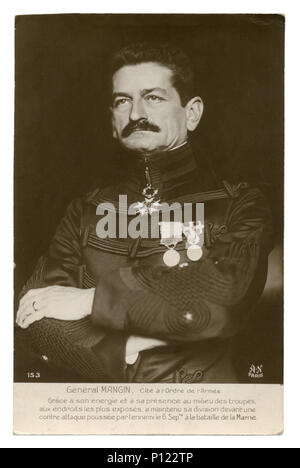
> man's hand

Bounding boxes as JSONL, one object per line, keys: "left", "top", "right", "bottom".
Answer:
{"left": 16, "top": 286, "right": 95, "bottom": 329}
{"left": 126, "top": 335, "right": 167, "bottom": 355}
{"left": 126, "top": 335, "right": 168, "bottom": 365}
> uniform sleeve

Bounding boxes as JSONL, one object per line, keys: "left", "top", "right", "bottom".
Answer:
{"left": 90, "top": 187, "right": 273, "bottom": 342}
{"left": 16, "top": 198, "right": 128, "bottom": 382}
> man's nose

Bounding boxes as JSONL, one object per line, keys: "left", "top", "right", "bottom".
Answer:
{"left": 129, "top": 98, "right": 147, "bottom": 121}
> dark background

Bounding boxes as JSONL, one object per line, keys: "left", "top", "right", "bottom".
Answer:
{"left": 14, "top": 14, "right": 284, "bottom": 383}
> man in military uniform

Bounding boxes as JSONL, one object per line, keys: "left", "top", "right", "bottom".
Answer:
{"left": 16, "top": 43, "right": 273, "bottom": 383}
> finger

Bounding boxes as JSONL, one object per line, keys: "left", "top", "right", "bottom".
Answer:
{"left": 19, "top": 288, "right": 47, "bottom": 304}
{"left": 16, "top": 305, "right": 23, "bottom": 324}
{"left": 18, "top": 285, "right": 67, "bottom": 314}
{"left": 22, "top": 311, "right": 45, "bottom": 329}
{"left": 17, "top": 297, "right": 32, "bottom": 322}
{"left": 20, "top": 286, "right": 58, "bottom": 305}
{"left": 21, "top": 311, "right": 45, "bottom": 329}
{"left": 17, "top": 299, "right": 34, "bottom": 322}
{"left": 16, "top": 303, "right": 31, "bottom": 326}
{"left": 18, "top": 294, "right": 41, "bottom": 318}
{"left": 17, "top": 303, "right": 35, "bottom": 327}
{"left": 17, "top": 301, "right": 34, "bottom": 323}
{"left": 18, "top": 300, "right": 46, "bottom": 327}
{"left": 18, "top": 290, "right": 49, "bottom": 318}
{"left": 19, "top": 290, "right": 36, "bottom": 307}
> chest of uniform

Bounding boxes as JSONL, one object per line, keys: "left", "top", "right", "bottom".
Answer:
{"left": 80, "top": 197, "right": 230, "bottom": 284}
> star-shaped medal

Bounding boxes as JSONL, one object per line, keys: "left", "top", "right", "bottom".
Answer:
{"left": 133, "top": 184, "right": 161, "bottom": 216}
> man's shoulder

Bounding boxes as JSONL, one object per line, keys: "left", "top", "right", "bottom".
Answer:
{"left": 83, "top": 182, "right": 122, "bottom": 207}
{"left": 176, "top": 179, "right": 265, "bottom": 203}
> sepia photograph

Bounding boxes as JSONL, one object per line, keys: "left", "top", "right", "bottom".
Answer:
{"left": 13, "top": 13, "right": 284, "bottom": 435}
{"left": 14, "top": 13, "right": 284, "bottom": 385}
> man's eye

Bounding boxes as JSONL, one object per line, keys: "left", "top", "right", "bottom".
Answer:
{"left": 114, "top": 98, "right": 130, "bottom": 108}
{"left": 145, "top": 95, "right": 164, "bottom": 103}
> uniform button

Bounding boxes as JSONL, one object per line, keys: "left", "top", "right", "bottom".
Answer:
{"left": 41, "top": 355, "right": 49, "bottom": 362}
{"left": 182, "top": 311, "right": 194, "bottom": 323}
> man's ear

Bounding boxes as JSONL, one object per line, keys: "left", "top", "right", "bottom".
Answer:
{"left": 185, "top": 96, "right": 204, "bottom": 132}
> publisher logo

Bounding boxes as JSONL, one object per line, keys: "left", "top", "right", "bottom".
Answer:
{"left": 248, "top": 364, "right": 264, "bottom": 379}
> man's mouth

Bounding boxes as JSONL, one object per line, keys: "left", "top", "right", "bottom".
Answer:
{"left": 121, "top": 119, "right": 161, "bottom": 138}
{"left": 130, "top": 129, "right": 152, "bottom": 133}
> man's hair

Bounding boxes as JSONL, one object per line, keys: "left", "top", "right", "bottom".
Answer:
{"left": 110, "top": 42, "right": 195, "bottom": 106}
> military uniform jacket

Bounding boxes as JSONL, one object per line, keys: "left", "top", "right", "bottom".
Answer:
{"left": 16, "top": 143, "right": 273, "bottom": 383}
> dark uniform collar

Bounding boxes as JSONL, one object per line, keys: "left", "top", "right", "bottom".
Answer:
{"left": 86, "top": 141, "right": 224, "bottom": 206}
{"left": 126, "top": 141, "right": 203, "bottom": 201}
{"left": 133, "top": 141, "right": 196, "bottom": 175}
{"left": 122, "top": 142, "right": 223, "bottom": 201}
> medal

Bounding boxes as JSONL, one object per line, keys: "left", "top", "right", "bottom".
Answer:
{"left": 133, "top": 184, "right": 161, "bottom": 216}
{"left": 159, "top": 221, "right": 183, "bottom": 267}
{"left": 163, "top": 249, "right": 181, "bottom": 267}
{"left": 187, "top": 244, "right": 203, "bottom": 261}
{"left": 133, "top": 161, "right": 205, "bottom": 266}
{"left": 183, "top": 221, "right": 204, "bottom": 262}
{"left": 133, "top": 164, "right": 161, "bottom": 216}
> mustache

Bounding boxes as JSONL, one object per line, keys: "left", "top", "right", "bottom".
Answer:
{"left": 121, "top": 119, "right": 161, "bottom": 138}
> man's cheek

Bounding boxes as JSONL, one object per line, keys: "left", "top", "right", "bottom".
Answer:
{"left": 112, "top": 114, "right": 125, "bottom": 131}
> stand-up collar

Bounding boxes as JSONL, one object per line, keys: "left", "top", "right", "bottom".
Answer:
{"left": 134, "top": 142, "right": 196, "bottom": 176}
{"left": 126, "top": 142, "right": 200, "bottom": 201}
{"left": 86, "top": 141, "right": 222, "bottom": 206}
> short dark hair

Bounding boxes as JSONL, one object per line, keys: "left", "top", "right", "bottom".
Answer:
{"left": 110, "top": 42, "right": 195, "bottom": 106}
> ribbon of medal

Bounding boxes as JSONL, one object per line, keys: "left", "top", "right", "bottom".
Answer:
{"left": 183, "top": 221, "right": 204, "bottom": 262}
{"left": 159, "top": 221, "right": 183, "bottom": 267}
{"left": 159, "top": 220, "right": 204, "bottom": 267}
{"left": 133, "top": 164, "right": 161, "bottom": 216}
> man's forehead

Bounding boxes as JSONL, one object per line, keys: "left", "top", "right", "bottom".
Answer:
{"left": 112, "top": 62, "right": 174, "bottom": 93}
